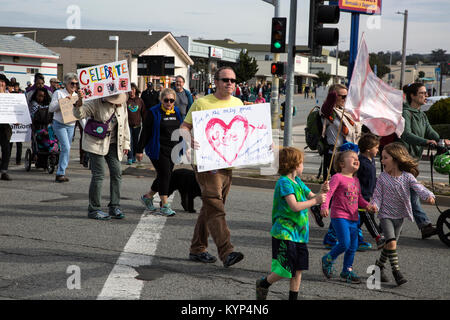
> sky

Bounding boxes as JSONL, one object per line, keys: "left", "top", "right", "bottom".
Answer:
{"left": 0, "top": 0, "right": 449, "bottom": 55}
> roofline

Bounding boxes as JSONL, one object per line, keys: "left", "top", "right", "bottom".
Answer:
{"left": 141, "top": 33, "right": 194, "bottom": 66}
{"left": 0, "top": 51, "right": 59, "bottom": 60}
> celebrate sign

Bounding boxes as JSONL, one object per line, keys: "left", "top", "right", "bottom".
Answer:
{"left": 77, "top": 60, "right": 131, "bottom": 101}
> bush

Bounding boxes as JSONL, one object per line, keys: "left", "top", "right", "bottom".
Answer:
{"left": 425, "top": 97, "right": 450, "bottom": 125}
{"left": 432, "top": 124, "right": 450, "bottom": 139}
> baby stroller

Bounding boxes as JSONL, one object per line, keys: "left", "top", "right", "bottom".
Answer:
{"left": 24, "top": 107, "right": 60, "bottom": 174}
{"left": 428, "top": 141, "right": 450, "bottom": 247}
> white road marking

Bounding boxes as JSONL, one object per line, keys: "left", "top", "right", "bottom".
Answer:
{"left": 97, "top": 194, "right": 173, "bottom": 300}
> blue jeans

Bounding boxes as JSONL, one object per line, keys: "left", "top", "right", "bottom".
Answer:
{"left": 52, "top": 120, "right": 75, "bottom": 176}
{"left": 410, "top": 188, "right": 431, "bottom": 229}
{"left": 328, "top": 218, "right": 359, "bottom": 272}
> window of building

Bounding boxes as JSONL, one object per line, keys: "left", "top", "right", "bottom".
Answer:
{"left": 26, "top": 68, "right": 39, "bottom": 74}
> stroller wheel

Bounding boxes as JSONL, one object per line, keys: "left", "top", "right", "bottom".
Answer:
{"left": 24, "top": 149, "right": 32, "bottom": 171}
{"left": 47, "top": 155, "right": 56, "bottom": 174}
{"left": 437, "top": 209, "right": 450, "bottom": 247}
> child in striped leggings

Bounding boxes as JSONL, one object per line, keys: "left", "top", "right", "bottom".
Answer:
{"left": 371, "top": 143, "right": 435, "bottom": 285}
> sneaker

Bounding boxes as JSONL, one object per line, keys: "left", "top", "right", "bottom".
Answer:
{"left": 340, "top": 270, "right": 362, "bottom": 284}
{"left": 132, "top": 158, "right": 137, "bottom": 163}
{"left": 256, "top": 278, "right": 269, "bottom": 300}
{"left": 321, "top": 254, "right": 335, "bottom": 279}
{"left": 324, "top": 243, "right": 334, "bottom": 249}
{"left": 310, "top": 204, "right": 324, "bottom": 227}
{"left": 160, "top": 203, "right": 176, "bottom": 216}
{"left": 357, "top": 241, "right": 373, "bottom": 252}
{"left": 140, "top": 195, "right": 156, "bottom": 211}
{"left": 421, "top": 224, "right": 438, "bottom": 239}
{"left": 88, "top": 210, "right": 111, "bottom": 220}
{"left": 376, "top": 236, "right": 386, "bottom": 250}
{"left": 223, "top": 252, "right": 244, "bottom": 268}
{"left": 392, "top": 270, "right": 407, "bottom": 286}
{"left": 109, "top": 207, "right": 125, "bottom": 219}
{"left": 127, "top": 159, "right": 133, "bottom": 165}
{"left": 189, "top": 252, "right": 217, "bottom": 263}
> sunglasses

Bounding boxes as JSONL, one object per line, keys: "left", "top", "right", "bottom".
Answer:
{"left": 338, "top": 95, "right": 347, "bottom": 99}
{"left": 219, "top": 78, "right": 237, "bottom": 83}
{"left": 70, "top": 82, "right": 79, "bottom": 86}
{"left": 163, "top": 98, "right": 175, "bottom": 103}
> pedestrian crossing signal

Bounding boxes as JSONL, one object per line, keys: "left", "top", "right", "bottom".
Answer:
{"left": 271, "top": 62, "right": 284, "bottom": 76}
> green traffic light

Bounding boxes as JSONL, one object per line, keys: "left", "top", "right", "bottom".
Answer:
{"left": 274, "top": 42, "right": 281, "bottom": 49}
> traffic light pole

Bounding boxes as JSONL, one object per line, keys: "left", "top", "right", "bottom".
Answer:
{"left": 270, "top": 0, "right": 280, "bottom": 130}
{"left": 283, "top": 0, "right": 297, "bottom": 147}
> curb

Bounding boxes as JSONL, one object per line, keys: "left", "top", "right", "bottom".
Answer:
{"left": 123, "top": 167, "right": 450, "bottom": 208}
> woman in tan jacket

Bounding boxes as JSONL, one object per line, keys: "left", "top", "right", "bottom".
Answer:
{"left": 74, "top": 93, "right": 130, "bottom": 220}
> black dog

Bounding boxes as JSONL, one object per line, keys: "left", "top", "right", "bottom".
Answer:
{"left": 168, "top": 169, "right": 202, "bottom": 213}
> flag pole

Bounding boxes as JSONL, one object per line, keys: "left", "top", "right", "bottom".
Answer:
{"left": 325, "top": 107, "right": 346, "bottom": 182}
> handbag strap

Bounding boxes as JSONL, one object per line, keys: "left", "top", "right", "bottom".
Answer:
{"left": 105, "top": 109, "right": 116, "bottom": 124}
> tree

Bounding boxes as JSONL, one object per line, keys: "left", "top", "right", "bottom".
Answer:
{"left": 235, "top": 50, "right": 258, "bottom": 83}
{"left": 314, "top": 71, "right": 332, "bottom": 86}
{"left": 369, "top": 53, "right": 390, "bottom": 79}
{"left": 430, "top": 49, "right": 448, "bottom": 63}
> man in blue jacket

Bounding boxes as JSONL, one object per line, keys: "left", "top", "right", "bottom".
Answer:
{"left": 174, "top": 75, "right": 193, "bottom": 119}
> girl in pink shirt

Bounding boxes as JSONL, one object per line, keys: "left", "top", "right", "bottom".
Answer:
{"left": 320, "top": 150, "right": 376, "bottom": 284}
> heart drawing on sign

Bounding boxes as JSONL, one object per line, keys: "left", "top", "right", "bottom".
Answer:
{"left": 205, "top": 115, "right": 249, "bottom": 165}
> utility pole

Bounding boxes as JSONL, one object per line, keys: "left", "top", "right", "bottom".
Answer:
{"left": 283, "top": 0, "right": 297, "bottom": 147}
{"left": 397, "top": 10, "right": 408, "bottom": 89}
{"left": 264, "top": 0, "right": 281, "bottom": 129}
{"left": 335, "top": 41, "right": 339, "bottom": 84}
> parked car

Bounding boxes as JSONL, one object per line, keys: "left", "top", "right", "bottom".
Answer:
{"left": 422, "top": 95, "right": 448, "bottom": 111}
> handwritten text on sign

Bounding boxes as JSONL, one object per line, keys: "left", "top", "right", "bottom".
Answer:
{"left": 192, "top": 103, "right": 273, "bottom": 172}
{"left": 0, "top": 93, "right": 32, "bottom": 124}
{"left": 77, "top": 60, "right": 131, "bottom": 101}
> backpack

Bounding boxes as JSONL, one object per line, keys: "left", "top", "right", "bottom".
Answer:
{"left": 304, "top": 106, "right": 327, "bottom": 155}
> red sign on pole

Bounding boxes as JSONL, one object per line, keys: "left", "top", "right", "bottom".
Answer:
{"left": 339, "top": 0, "right": 382, "bottom": 15}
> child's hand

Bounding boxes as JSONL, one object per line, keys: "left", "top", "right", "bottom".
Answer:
{"left": 320, "top": 208, "right": 329, "bottom": 217}
{"left": 366, "top": 204, "right": 377, "bottom": 213}
{"left": 320, "top": 181, "right": 329, "bottom": 193}
{"left": 315, "top": 193, "right": 326, "bottom": 205}
{"left": 427, "top": 197, "right": 435, "bottom": 205}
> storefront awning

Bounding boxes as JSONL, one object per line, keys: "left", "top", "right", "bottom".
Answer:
{"left": 295, "top": 72, "right": 318, "bottom": 78}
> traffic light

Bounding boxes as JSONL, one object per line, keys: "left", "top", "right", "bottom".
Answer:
{"left": 271, "top": 62, "right": 284, "bottom": 76}
{"left": 308, "top": 0, "right": 340, "bottom": 56}
{"left": 270, "top": 17, "right": 287, "bottom": 53}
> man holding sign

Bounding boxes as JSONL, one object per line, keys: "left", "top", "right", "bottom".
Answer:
{"left": 180, "top": 67, "right": 244, "bottom": 268}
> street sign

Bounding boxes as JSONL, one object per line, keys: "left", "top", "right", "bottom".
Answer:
{"left": 338, "top": 0, "right": 382, "bottom": 14}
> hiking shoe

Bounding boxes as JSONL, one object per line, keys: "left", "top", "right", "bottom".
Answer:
{"left": 88, "top": 210, "right": 111, "bottom": 220}
{"left": 127, "top": 159, "right": 133, "bottom": 165}
{"left": 357, "top": 241, "right": 373, "bottom": 252}
{"left": 340, "top": 270, "right": 362, "bottom": 284}
{"left": 376, "top": 236, "right": 386, "bottom": 250}
{"left": 140, "top": 195, "right": 156, "bottom": 211}
{"left": 109, "top": 207, "right": 125, "bottom": 219}
{"left": 160, "top": 203, "right": 176, "bottom": 216}
{"left": 1, "top": 173, "right": 11, "bottom": 181}
{"left": 223, "top": 252, "right": 244, "bottom": 268}
{"left": 189, "top": 252, "right": 217, "bottom": 263}
{"left": 310, "top": 204, "right": 324, "bottom": 227}
{"left": 321, "top": 254, "right": 335, "bottom": 279}
{"left": 374, "top": 261, "right": 389, "bottom": 282}
{"left": 256, "top": 278, "right": 269, "bottom": 300}
{"left": 421, "top": 224, "right": 437, "bottom": 239}
{"left": 392, "top": 270, "right": 407, "bottom": 286}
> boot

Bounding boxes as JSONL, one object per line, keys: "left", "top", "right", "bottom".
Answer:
{"left": 392, "top": 270, "right": 407, "bottom": 286}
{"left": 421, "top": 224, "right": 437, "bottom": 239}
{"left": 375, "top": 260, "right": 389, "bottom": 283}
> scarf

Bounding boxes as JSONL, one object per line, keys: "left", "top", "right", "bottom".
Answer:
{"left": 161, "top": 106, "right": 175, "bottom": 115}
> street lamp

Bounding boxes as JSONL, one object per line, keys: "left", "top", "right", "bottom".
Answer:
{"left": 396, "top": 10, "right": 408, "bottom": 89}
{"left": 109, "top": 35, "right": 119, "bottom": 61}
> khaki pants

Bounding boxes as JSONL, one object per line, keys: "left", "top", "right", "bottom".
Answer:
{"left": 190, "top": 169, "right": 234, "bottom": 261}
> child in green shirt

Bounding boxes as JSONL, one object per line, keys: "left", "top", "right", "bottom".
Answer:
{"left": 256, "top": 147, "right": 328, "bottom": 300}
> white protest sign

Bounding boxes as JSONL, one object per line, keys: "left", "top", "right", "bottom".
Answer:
{"left": 192, "top": 103, "right": 274, "bottom": 172}
{"left": 0, "top": 93, "right": 32, "bottom": 124}
{"left": 10, "top": 124, "right": 32, "bottom": 142}
{"left": 77, "top": 60, "right": 131, "bottom": 101}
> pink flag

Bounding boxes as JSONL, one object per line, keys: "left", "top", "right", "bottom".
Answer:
{"left": 345, "top": 34, "right": 404, "bottom": 137}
